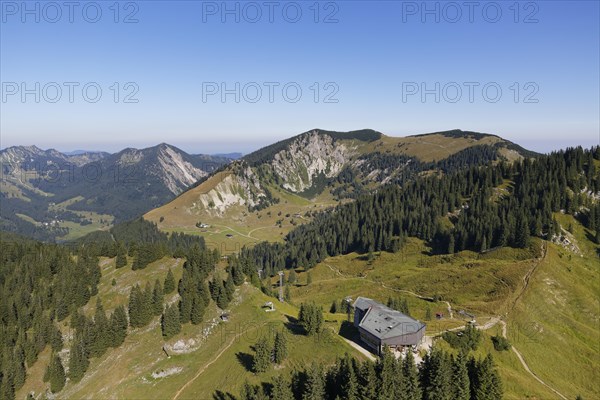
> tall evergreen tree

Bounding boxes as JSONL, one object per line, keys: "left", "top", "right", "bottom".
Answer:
{"left": 401, "top": 351, "right": 421, "bottom": 400}
{"left": 46, "top": 353, "right": 66, "bottom": 393}
{"left": 358, "top": 360, "right": 378, "bottom": 400}
{"left": 152, "top": 279, "right": 164, "bottom": 316}
{"left": 271, "top": 375, "right": 294, "bottom": 400}
{"left": 451, "top": 352, "right": 470, "bottom": 400}
{"left": 252, "top": 336, "right": 271, "bottom": 373}
{"left": 303, "top": 362, "right": 325, "bottom": 400}
{"left": 109, "top": 305, "right": 128, "bottom": 347}
{"left": 273, "top": 331, "right": 288, "bottom": 364}
{"left": 68, "top": 337, "right": 89, "bottom": 383}
{"left": 164, "top": 268, "right": 176, "bottom": 294}
{"left": 161, "top": 304, "right": 181, "bottom": 339}
{"left": 376, "top": 346, "right": 397, "bottom": 400}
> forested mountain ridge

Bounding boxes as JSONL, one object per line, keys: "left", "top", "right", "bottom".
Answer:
{"left": 242, "top": 146, "right": 600, "bottom": 277}
{"left": 0, "top": 144, "right": 233, "bottom": 242}
{"left": 145, "top": 128, "right": 538, "bottom": 246}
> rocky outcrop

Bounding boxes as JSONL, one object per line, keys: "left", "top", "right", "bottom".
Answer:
{"left": 270, "top": 131, "right": 353, "bottom": 192}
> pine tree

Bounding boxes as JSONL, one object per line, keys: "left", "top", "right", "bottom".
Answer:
{"left": 128, "top": 285, "right": 142, "bottom": 328}
{"left": 152, "top": 279, "right": 164, "bottom": 316}
{"left": 287, "top": 269, "right": 297, "bottom": 284}
{"left": 271, "top": 375, "right": 294, "bottom": 400}
{"left": 225, "top": 273, "right": 235, "bottom": 300}
{"left": 90, "top": 298, "right": 109, "bottom": 357}
{"left": 451, "top": 352, "right": 470, "bottom": 400}
{"left": 402, "top": 351, "right": 421, "bottom": 400}
{"left": 284, "top": 284, "right": 291, "bottom": 302}
{"left": 358, "top": 360, "right": 378, "bottom": 400}
{"left": 339, "top": 353, "right": 359, "bottom": 400}
{"left": 252, "top": 336, "right": 271, "bottom": 373}
{"left": 164, "top": 268, "right": 176, "bottom": 294}
{"left": 306, "top": 271, "right": 313, "bottom": 285}
{"left": 191, "top": 294, "right": 206, "bottom": 325}
{"left": 377, "top": 346, "right": 396, "bottom": 400}
{"left": 474, "top": 354, "right": 503, "bottom": 400}
{"left": 425, "top": 306, "right": 432, "bottom": 321}
{"left": 115, "top": 241, "right": 127, "bottom": 268}
{"left": 303, "top": 362, "right": 325, "bottom": 400}
{"left": 273, "top": 331, "right": 288, "bottom": 364}
{"left": 46, "top": 353, "right": 66, "bottom": 393}
{"left": 12, "top": 346, "right": 26, "bottom": 390}
{"left": 298, "top": 303, "right": 323, "bottom": 336}
{"left": 161, "top": 304, "right": 181, "bottom": 339}
{"left": 68, "top": 337, "right": 89, "bottom": 383}
{"left": 109, "top": 305, "right": 128, "bottom": 347}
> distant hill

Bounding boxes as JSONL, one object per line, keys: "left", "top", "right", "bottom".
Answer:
{"left": 212, "top": 152, "right": 243, "bottom": 160}
{"left": 0, "top": 144, "right": 233, "bottom": 241}
{"left": 145, "top": 128, "right": 538, "bottom": 249}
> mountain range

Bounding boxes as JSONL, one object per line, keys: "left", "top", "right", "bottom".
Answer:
{"left": 0, "top": 144, "right": 232, "bottom": 241}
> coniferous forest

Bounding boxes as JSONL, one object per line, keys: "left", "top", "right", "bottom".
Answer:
{"left": 242, "top": 147, "right": 600, "bottom": 277}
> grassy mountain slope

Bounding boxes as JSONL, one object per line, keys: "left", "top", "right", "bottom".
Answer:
{"left": 145, "top": 128, "right": 536, "bottom": 252}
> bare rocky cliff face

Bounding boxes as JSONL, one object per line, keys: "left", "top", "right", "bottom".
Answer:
{"left": 155, "top": 145, "right": 207, "bottom": 195}
{"left": 270, "top": 131, "right": 354, "bottom": 193}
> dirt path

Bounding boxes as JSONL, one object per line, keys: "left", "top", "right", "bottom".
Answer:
{"left": 499, "top": 321, "right": 567, "bottom": 400}
{"left": 509, "top": 242, "right": 547, "bottom": 314}
{"left": 171, "top": 323, "right": 265, "bottom": 400}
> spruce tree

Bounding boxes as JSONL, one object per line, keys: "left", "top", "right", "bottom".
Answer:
{"left": 47, "top": 353, "right": 66, "bottom": 393}
{"left": 115, "top": 241, "right": 127, "bottom": 268}
{"left": 271, "top": 375, "right": 294, "bottom": 400}
{"left": 128, "top": 285, "right": 142, "bottom": 328}
{"left": 377, "top": 346, "right": 396, "bottom": 400}
{"left": 68, "top": 337, "right": 89, "bottom": 383}
{"left": 12, "top": 346, "right": 26, "bottom": 390}
{"left": 161, "top": 304, "right": 181, "bottom": 339}
{"left": 339, "top": 353, "right": 359, "bottom": 400}
{"left": 110, "top": 305, "right": 128, "bottom": 347}
{"left": 303, "top": 362, "right": 325, "bottom": 400}
{"left": 284, "top": 284, "right": 291, "bottom": 302}
{"left": 90, "top": 298, "right": 109, "bottom": 357}
{"left": 452, "top": 352, "right": 470, "bottom": 400}
{"left": 402, "top": 351, "right": 421, "bottom": 400}
{"left": 358, "top": 360, "right": 378, "bottom": 400}
{"left": 252, "top": 336, "right": 271, "bottom": 373}
{"left": 152, "top": 279, "right": 164, "bottom": 316}
{"left": 273, "top": 331, "right": 288, "bottom": 364}
{"left": 164, "top": 268, "right": 176, "bottom": 294}
{"left": 191, "top": 294, "right": 206, "bottom": 325}
{"left": 287, "top": 269, "right": 297, "bottom": 284}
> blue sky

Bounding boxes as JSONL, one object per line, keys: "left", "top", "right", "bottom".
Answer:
{"left": 1, "top": 0, "right": 599, "bottom": 154}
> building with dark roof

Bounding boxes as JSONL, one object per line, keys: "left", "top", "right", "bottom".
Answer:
{"left": 353, "top": 297, "right": 426, "bottom": 354}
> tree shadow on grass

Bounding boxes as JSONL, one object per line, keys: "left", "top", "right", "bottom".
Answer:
{"left": 283, "top": 314, "right": 305, "bottom": 335}
{"left": 213, "top": 390, "right": 237, "bottom": 400}
{"left": 236, "top": 352, "right": 254, "bottom": 373}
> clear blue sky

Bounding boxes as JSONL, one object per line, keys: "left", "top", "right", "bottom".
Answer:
{"left": 1, "top": 0, "right": 599, "bottom": 154}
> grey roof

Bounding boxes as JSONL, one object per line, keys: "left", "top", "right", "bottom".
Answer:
{"left": 353, "top": 297, "right": 426, "bottom": 340}
{"left": 353, "top": 296, "right": 379, "bottom": 312}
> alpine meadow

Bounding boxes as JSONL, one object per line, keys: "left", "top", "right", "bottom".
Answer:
{"left": 1, "top": 1, "right": 599, "bottom": 400}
